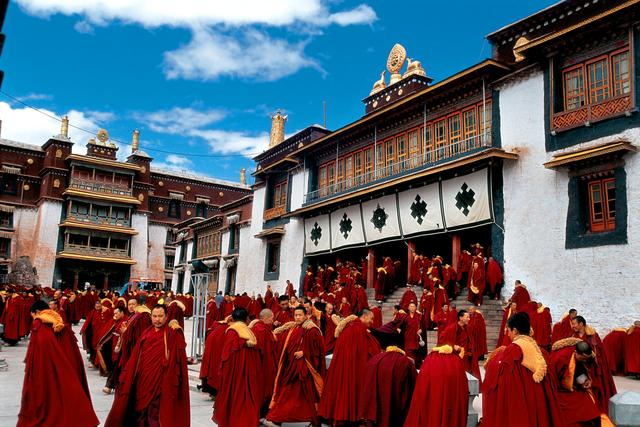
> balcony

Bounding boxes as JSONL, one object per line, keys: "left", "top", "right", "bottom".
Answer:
{"left": 66, "top": 212, "right": 131, "bottom": 228}
{"left": 58, "top": 242, "right": 135, "bottom": 264}
{"left": 305, "top": 131, "right": 492, "bottom": 204}
{"left": 264, "top": 205, "right": 286, "bottom": 221}
{"left": 552, "top": 94, "right": 633, "bottom": 132}
{"left": 68, "top": 178, "right": 132, "bottom": 197}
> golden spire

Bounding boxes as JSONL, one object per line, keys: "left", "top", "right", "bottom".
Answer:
{"left": 387, "top": 44, "right": 407, "bottom": 85}
{"left": 269, "top": 111, "right": 287, "bottom": 148}
{"left": 132, "top": 129, "right": 140, "bottom": 152}
{"left": 240, "top": 168, "right": 246, "bottom": 185}
{"left": 60, "top": 116, "right": 69, "bottom": 138}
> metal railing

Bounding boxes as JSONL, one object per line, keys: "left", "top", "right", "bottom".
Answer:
{"left": 63, "top": 243, "right": 130, "bottom": 258}
{"left": 67, "top": 212, "right": 131, "bottom": 227}
{"left": 0, "top": 274, "right": 8, "bottom": 284}
{"left": 306, "top": 131, "right": 492, "bottom": 203}
{"left": 69, "top": 178, "right": 133, "bottom": 197}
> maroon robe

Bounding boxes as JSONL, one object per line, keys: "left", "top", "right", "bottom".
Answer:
{"left": 399, "top": 288, "right": 418, "bottom": 310}
{"left": 213, "top": 324, "right": 264, "bottom": 427}
{"left": 18, "top": 311, "right": 99, "bottom": 427}
{"left": 439, "top": 322, "right": 480, "bottom": 381}
{"left": 371, "top": 306, "right": 383, "bottom": 329}
{"left": 0, "top": 294, "right": 23, "bottom": 343}
{"left": 468, "top": 310, "right": 488, "bottom": 358}
{"left": 624, "top": 325, "right": 640, "bottom": 375}
{"left": 573, "top": 329, "right": 617, "bottom": 413}
{"left": 511, "top": 285, "right": 531, "bottom": 309}
{"left": 551, "top": 314, "right": 574, "bottom": 344}
{"left": 360, "top": 349, "right": 417, "bottom": 427}
{"left": 318, "top": 317, "right": 381, "bottom": 423}
{"left": 603, "top": 329, "right": 627, "bottom": 375}
{"left": 105, "top": 323, "right": 190, "bottom": 427}
{"left": 403, "top": 312, "right": 422, "bottom": 360}
{"left": 113, "top": 308, "right": 152, "bottom": 389}
{"left": 250, "top": 320, "right": 278, "bottom": 403}
{"left": 405, "top": 349, "right": 468, "bottom": 427}
{"left": 199, "top": 321, "right": 228, "bottom": 393}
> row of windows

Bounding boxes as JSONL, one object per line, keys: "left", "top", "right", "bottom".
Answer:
{"left": 317, "top": 101, "right": 491, "bottom": 196}
{"left": 166, "top": 200, "right": 208, "bottom": 219}
{"left": 563, "top": 48, "right": 630, "bottom": 111}
{"left": 70, "top": 201, "right": 129, "bottom": 221}
{"left": 197, "top": 231, "right": 222, "bottom": 258}
{"left": 66, "top": 233, "right": 129, "bottom": 250}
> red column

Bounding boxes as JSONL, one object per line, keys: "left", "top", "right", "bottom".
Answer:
{"left": 366, "top": 248, "right": 375, "bottom": 289}
{"left": 452, "top": 234, "right": 461, "bottom": 270}
{"left": 407, "top": 240, "right": 415, "bottom": 282}
{"left": 103, "top": 274, "right": 109, "bottom": 290}
{"left": 73, "top": 272, "right": 79, "bottom": 291}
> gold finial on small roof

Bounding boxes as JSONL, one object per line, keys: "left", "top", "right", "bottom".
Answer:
{"left": 96, "top": 129, "right": 109, "bottom": 145}
{"left": 387, "top": 44, "right": 406, "bottom": 85}
{"left": 513, "top": 36, "right": 529, "bottom": 63}
{"left": 60, "top": 115, "right": 69, "bottom": 138}
{"left": 370, "top": 70, "right": 387, "bottom": 96}
{"left": 132, "top": 129, "right": 140, "bottom": 152}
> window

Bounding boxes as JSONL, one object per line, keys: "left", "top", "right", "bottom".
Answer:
{"left": 165, "top": 254, "right": 175, "bottom": 269}
{"left": 364, "top": 147, "right": 373, "bottom": 183}
{"left": 319, "top": 165, "right": 328, "bottom": 197}
{"left": 110, "top": 238, "right": 128, "bottom": 251}
{"left": 434, "top": 119, "right": 447, "bottom": 159}
{"left": 345, "top": 155, "right": 353, "bottom": 188}
{"left": 564, "top": 66, "right": 586, "bottom": 110}
{"left": 479, "top": 103, "right": 492, "bottom": 143}
{"left": 0, "top": 175, "right": 17, "bottom": 195}
{"left": 68, "top": 234, "right": 89, "bottom": 246}
{"left": 396, "top": 134, "right": 407, "bottom": 172}
{"left": 327, "top": 161, "right": 336, "bottom": 193}
{"left": 336, "top": 158, "right": 345, "bottom": 192}
{"left": 0, "top": 238, "right": 10, "bottom": 258}
{"left": 354, "top": 150, "right": 363, "bottom": 186}
{"left": 375, "top": 142, "right": 384, "bottom": 178}
{"left": 612, "top": 51, "right": 630, "bottom": 96}
{"left": 272, "top": 180, "right": 287, "bottom": 208}
{"left": 179, "top": 242, "right": 187, "bottom": 263}
{"left": 385, "top": 139, "right": 395, "bottom": 176}
{"left": 408, "top": 129, "right": 421, "bottom": 168}
{"left": 265, "top": 240, "right": 281, "bottom": 279}
{"left": 463, "top": 108, "right": 477, "bottom": 149}
{"left": 91, "top": 236, "right": 109, "bottom": 248}
{"left": 448, "top": 114, "right": 461, "bottom": 155}
{"left": 169, "top": 200, "right": 181, "bottom": 219}
{"left": 423, "top": 124, "right": 433, "bottom": 163}
{"left": 588, "top": 177, "right": 616, "bottom": 233}
{"left": 94, "top": 205, "right": 109, "bottom": 219}
{"left": 0, "top": 212, "right": 13, "bottom": 229}
{"left": 196, "top": 202, "right": 207, "bottom": 218}
{"left": 587, "top": 58, "right": 610, "bottom": 104}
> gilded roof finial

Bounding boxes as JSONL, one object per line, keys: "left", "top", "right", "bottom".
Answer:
{"left": 387, "top": 44, "right": 407, "bottom": 85}
{"left": 403, "top": 58, "right": 427, "bottom": 78}
{"left": 269, "top": 111, "right": 287, "bottom": 148}
{"left": 60, "top": 116, "right": 69, "bottom": 138}
{"left": 370, "top": 70, "right": 387, "bottom": 96}
{"left": 513, "top": 36, "right": 529, "bottom": 62}
{"left": 132, "top": 129, "right": 140, "bottom": 153}
{"left": 240, "top": 168, "right": 247, "bottom": 185}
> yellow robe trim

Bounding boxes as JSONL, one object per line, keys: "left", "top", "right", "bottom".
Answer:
{"left": 513, "top": 335, "right": 547, "bottom": 383}
{"left": 168, "top": 319, "right": 183, "bottom": 331}
{"left": 35, "top": 309, "right": 65, "bottom": 333}
{"left": 552, "top": 337, "right": 583, "bottom": 351}
{"left": 561, "top": 353, "right": 576, "bottom": 392}
{"left": 248, "top": 319, "right": 260, "bottom": 329}
{"left": 227, "top": 322, "right": 257, "bottom": 347}
{"left": 135, "top": 305, "right": 151, "bottom": 315}
{"left": 335, "top": 314, "right": 357, "bottom": 338}
{"left": 273, "top": 321, "right": 296, "bottom": 335}
{"left": 386, "top": 346, "right": 406, "bottom": 355}
{"left": 431, "top": 344, "right": 453, "bottom": 354}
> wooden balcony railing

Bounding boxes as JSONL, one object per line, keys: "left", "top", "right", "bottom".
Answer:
{"left": 552, "top": 94, "right": 633, "bottom": 132}
{"left": 264, "top": 205, "right": 286, "bottom": 221}
{"left": 68, "top": 178, "right": 133, "bottom": 197}
{"left": 63, "top": 243, "right": 130, "bottom": 259}
{"left": 67, "top": 212, "right": 131, "bottom": 228}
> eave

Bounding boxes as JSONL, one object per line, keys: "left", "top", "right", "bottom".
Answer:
{"left": 543, "top": 141, "right": 637, "bottom": 169}
{"left": 66, "top": 154, "right": 142, "bottom": 172}
{"left": 59, "top": 220, "right": 139, "bottom": 235}
{"left": 62, "top": 188, "right": 142, "bottom": 205}
{"left": 56, "top": 252, "right": 137, "bottom": 265}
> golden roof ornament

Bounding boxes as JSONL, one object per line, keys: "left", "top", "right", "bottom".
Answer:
{"left": 387, "top": 43, "right": 407, "bottom": 85}
{"left": 513, "top": 36, "right": 529, "bottom": 62}
{"left": 370, "top": 70, "right": 387, "bottom": 96}
{"left": 403, "top": 58, "right": 427, "bottom": 79}
{"left": 60, "top": 115, "right": 69, "bottom": 138}
{"left": 269, "top": 111, "right": 287, "bottom": 148}
{"left": 96, "top": 129, "right": 109, "bottom": 146}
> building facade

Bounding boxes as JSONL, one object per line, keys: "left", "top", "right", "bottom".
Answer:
{"left": 0, "top": 122, "right": 251, "bottom": 290}
{"left": 234, "top": 0, "right": 639, "bottom": 332}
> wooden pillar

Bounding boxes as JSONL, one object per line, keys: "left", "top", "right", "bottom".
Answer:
{"left": 73, "top": 271, "right": 79, "bottom": 291}
{"left": 452, "top": 233, "right": 461, "bottom": 270}
{"left": 366, "top": 248, "right": 375, "bottom": 289}
{"left": 103, "top": 273, "right": 109, "bottom": 290}
{"left": 407, "top": 240, "right": 415, "bottom": 281}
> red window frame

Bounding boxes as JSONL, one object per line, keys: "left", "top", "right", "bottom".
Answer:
{"left": 611, "top": 49, "right": 631, "bottom": 97}
{"left": 588, "top": 176, "right": 616, "bottom": 233}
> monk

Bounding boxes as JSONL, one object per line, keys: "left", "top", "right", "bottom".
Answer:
{"left": 360, "top": 346, "right": 417, "bottom": 427}
{"left": 403, "top": 302, "right": 423, "bottom": 362}
{"left": 571, "top": 316, "right": 617, "bottom": 413}
{"left": 602, "top": 327, "right": 627, "bottom": 375}
{"left": 419, "top": 288, "right": 434, "bottom": 330}
{"left": 167, "top": 299, "right": 186, "bottom": 329}
{"left": 199, "top": 316, "right": 230, "bottom": 396}
{"left": 624, "top": 321, "right": 640, "bottom": 376}
{"left": 318, "top": 309, "right": 381, "bottom": 424}
{"left": 374, "top": 266, "right": 387, "bottom": 302}
{"left": 466, "top": 259, "right": 485, "bottom": 306}
{"left": 273, "top": 295, "right": 292, "bottom": 327}
{"left": 1, "top": 291, "right": 23, "bottom": 344}
{"left": 105, "top": 305, "right": 190, "bottom": 427}
{"left": 550, "top": 338, "right": 605, "bottom": 426}
{"left": 482, "top": 312, "right": 563, "bottom": 427}
{"left": 371, "top": 304, "right": 383, "bottom": 329}
{"left": 509, "top": 280, "right": 531, "bottom": 309}
{"left": 337, "top": 296, "right": 351, "bottom": 317}
{"left": 323, "top": 303, "right": 340, "bottom": 354}
{"left": 486, "top": 256, "right": 503, "bottom": 299}
{"left": 250, "top": 309, "right": 278, "bottom": 416}
{"left": 497, "top": 302, "right": 517, "bottom": 348}
{"left": 205, "top": 296, "right": 219, "bottom": 330}
{"left": 399, "top": 285, "right": 418, "bottom": 310}
{"left": 96, "top": 306, "right": 127, "bottom": 380}
{"left": 468, "top": 306, "right": 488, "bottom": 359}
{"left": 532, "top": 303, "right": 552, "bottom": 351}
{"left": 439, "top": 309, "right": 480, "bottom": 380}
{"left": 213, "top": 308, "right": 263, "bottom": 427}
{"left": 18, "top": 300, "right": 99, "bottom": 427}
{"left": 405, "top": 344, "right": 468, "bottom": 427}
{"left": 265, "top": 306, "right": 325, "bottom": 427}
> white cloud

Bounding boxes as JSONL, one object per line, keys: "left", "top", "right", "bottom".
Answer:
{"left": 15, "top": 0, "right": 376, "bottom": 81}
{"left": 134, "top": 106, "right": 226, "bottom": 134}
{"left": 152, "top": 154, "right": 197, "bottom": 172}
{"left": 191, "top": 128, "right": 269, "bottom": 156}
{"left": 165, "top": 154, "right": 192, "bottom": 167}
{"left": 16, "top": 93, "right": 53, "bottom": 102}
{"left": 164, "top": 29, "right": 321, "bottom": 81}
{"left": 0, "top": 101, "right": 116, "bottom": 154}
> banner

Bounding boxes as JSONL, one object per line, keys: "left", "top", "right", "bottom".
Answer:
{"left": 397, "top": 183, "right": 444, "bottom": 236}
{"left": 304, "top": 214, "right": 331, "bottom": 254}
{"left": 361, "top": 194, "right": 401, "bottom": 243}
{"left": 441, "top": 169, "right": 492, "bottom": 228}
{"left": 330, "top": 204, "right": 365, "bottom": 250}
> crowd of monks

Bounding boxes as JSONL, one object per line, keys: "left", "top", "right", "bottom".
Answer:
{"left": 2, "top": 254, "right": 639, "bottom": 427}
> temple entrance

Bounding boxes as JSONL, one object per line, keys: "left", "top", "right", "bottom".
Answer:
{"left": 56, "top": 259, "right": 131, "bottom": 291}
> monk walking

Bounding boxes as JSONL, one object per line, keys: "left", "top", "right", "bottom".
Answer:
{"left": 105, "top": 305, "right": 190, "bottom": 427}
{"left": 250, "top": 308, "right": 278, "bottom": 416}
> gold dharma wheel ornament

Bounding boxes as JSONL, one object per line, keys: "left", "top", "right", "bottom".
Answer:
{"left": 387, "top": 44, "right": 407, "bottom": 85}
{"left": 96, "top": 129, "right": 110, "bottom": 145}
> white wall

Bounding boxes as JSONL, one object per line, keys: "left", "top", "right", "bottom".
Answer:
{"left": 32, "top": 201, "right": 63, "bottom": 286}
{"left": 147, "top": 224, "right": 168, "bottom": 280}
{"left": 129, "top": 212, "right": 149, "bottom": 278}
{"left": 499, "top": 70, "right": 640, "bottom": 334}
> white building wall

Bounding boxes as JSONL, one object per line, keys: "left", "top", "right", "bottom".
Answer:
{"left": 147, "top": 224, "right": 168, "bottom": 280}
{"left": 11, "top": 206, "right": 38, "bottom": 264}
{"left": 219, "top": 230, "right": 230, "bottom": 292}
{"left": 129, "top": 213, "right": 149, "bottom": 278}
{"left": 499, "top": 70, "right": 640, "bottom": 334}
{"left": 32, "top": 201, "right": 63, "bottom": 286}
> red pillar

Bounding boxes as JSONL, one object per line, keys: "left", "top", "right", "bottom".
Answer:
{"left": 407, "top": 240, "right": 415, "bottom": 282}
{"left": 366, "top": 248, "right": 375, "bottom": 289}
{"left": 103, "top": 274, "right": 109, "bottom": 290}
{"left": 452, "top": 233, "right": 461, "bottom": 270}
{"left": 72, "top": 271, "right": 79, "bottom": 291}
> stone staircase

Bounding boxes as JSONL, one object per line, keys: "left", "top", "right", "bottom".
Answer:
{"left": 366, "top": 287, "right": 505, "bottom": 352}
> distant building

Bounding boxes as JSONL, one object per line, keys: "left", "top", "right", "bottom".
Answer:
{"left": 0, "top": 121, "right": 251, "bottom": 289}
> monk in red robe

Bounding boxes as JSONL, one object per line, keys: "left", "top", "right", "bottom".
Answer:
{"left": 466, "top": 259, "right": 485, "bottom": 306}
{"left": 113, "top": 301, "right": 152, "bottom": 390}
{"left": 199, "top": 316, "right": 230, "bottom": 396}
{"left": 318, "top": 309, "right": 381, "bottom": 424}
{"left": 213, "top": 307, "right": 264, "bottom": 427}
{"left": 483, "top": 312, "right": 563, "bottom": 427}
{"left": 265, "top": 306, "right": 325, "bottom": 427}
{"left": 509, "top": 280, "right": 531, "bottom": 308}
{"left": 550, "top": 338, "right": 605, "bottom": 426}
{"left": 532, "top": 303, "right": 552, "bottom": 351}
{"left": 405, "top": 344, "right": 468, "bottom": 427}
{"left": 497, "top": 302, "right": 517, "bottom": 348}
{"left": 1, "top": 291, "right": 23, "bottom": 344}
{"left": 250, "top": 309, "right": 278, "bottom": 416}
{"left": 80, "top": 299, "right": 110, "bottom": 366}
{"left": 105, "top": 305, "right": 189, "bottom": 427}
{"left": 337, "top": 296, "right": 351, "bottom": 317}
{"left": 96, "top": 306, "right": 127, "bottom": 379}
{"left": 360, "top": 346, "right": 417, "bottom": 427}
{"left": 403, "top": 302, "right": 423, "bottom": 361}
{"left": 374, "top": 267, "right": 387, "bottom": 302}
{"left": 103, "top": 306, "right": 129, "bottom": 393}
{"left": 551, "top": 308, "right": 577, "bottom": 344}
{"left": 205, "top": 297, "right": 219, "bottom": 330}
{"left": 603, "top": 327, "right": 627, "bottom": 376}
{"left": 371, "top": 305, "right": 383, "bottom": 329}
{"left": 439, "top": 309, "right": 481, "bottom": 380}
{"left": 624, "top": 321, "right": 640, "bottom": 376}
{"left": 571, "top": 315, "right": 617, "bottom": 413}
{"left": 399, "top": 285, "right": 418, "bottom": 310}
{"left": 18, "top": 301, "right": 99, "bottom": 427}
{"left": 323, "top": 303, "right": 340, "bottom": 354}
{"left": 468, "top": 306, "right": 488, "bottom": 359}
{"left": 419, "top": 288, "right": 434, "bottom": 330}
{"left": 273, "top": 295, "right": 292, "bottom": 327}
{"left": 167, "top": 299, "right": 186, "bottom": 328}
{"left": 433, "top": 303, "right": 450, "bottom": 342}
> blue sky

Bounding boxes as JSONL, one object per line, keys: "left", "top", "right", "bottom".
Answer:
{"left": 0, "top": 0, "right": 554, "bottom": 183}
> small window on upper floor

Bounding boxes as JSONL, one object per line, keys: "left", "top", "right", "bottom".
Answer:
{"left": 0, "top": 212, "right": 13, "bottom": 229}
{"left": 0, "top": 175, "right": 18, "bottom": 195}
{"left": 587, "top": 176, "right": 616, "bottom": 233}
{"left": 169, "top": 200, "right": 181, "bottom": 219}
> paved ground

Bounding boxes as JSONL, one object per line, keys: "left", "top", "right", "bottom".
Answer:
{"left": 1, "top": 318, "right": 639, "bottom": 426}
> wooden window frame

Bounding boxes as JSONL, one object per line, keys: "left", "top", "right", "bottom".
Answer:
{"left": 448, "top": 113, "right": 461, "bottom": 156}
{"left": 462, "top": 107, "right": 477, "bottom": 150}
{"left": 408, "top": 127, "right": 421, "bottom": 168}
{"left": 385, "top": 138, "right": 395, "bottom": 176}
{"left": 588, "top": 176, "right": 616, "bottom": 233}
{"left": 396, "top": 133, "right": 407, "bottom": 173}
{"left": 345, "top": 154, "right": 353, "bottom": 189}
{"left": 364, "top": 147, "right": 373, "bottom": 183}
{"left": 434, "top": 119, "right": 447, "bottom": 160}
{"left": 611, "top": 48, "right": 631, "bottom": 97}
{"left": 353, "top": 150, "right": 363, "bottom": 186}
{"left": 375, "top": 142, "right": 385, "bottom": 178}
{"left": 586, "top": 55, "right": 611, "bottom": 105}
{"left": 563, "top": 63, "right": 586, "bottom": 111}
